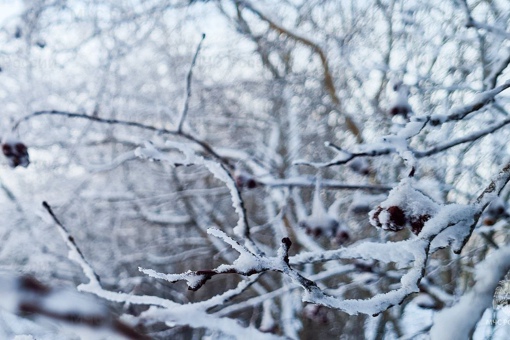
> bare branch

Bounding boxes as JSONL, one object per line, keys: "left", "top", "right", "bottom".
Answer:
{"left": 261, "top": 177, "right": 392, "bottom": 191}
{"left": 13, "top": 110, "right": 231, "bottom": 168}
{"left": 415, "top": 117, "right": 510, "bottom": 157}
{"left": 42, "top": 201, "right": 101, "bottom": 286}
{"left": 237, "top": 0, "right": 363, "bottom": 142}
{"left": 177, "top": 33, "right": 206, "bottom": 133}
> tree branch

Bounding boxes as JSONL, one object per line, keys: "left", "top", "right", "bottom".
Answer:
{"left": 13, "top": 110, "right": 231, "bottom": 168}
{"left": 42, "top": 201, "right": 101, "bottom": 285}
{"left": 177, "top": 33, "right": 206, "bottom": 133}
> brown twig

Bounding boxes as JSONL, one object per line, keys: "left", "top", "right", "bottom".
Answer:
{"left": 13, "top": 110, "right": 231, "bottom": 168}
{"left": 237, "top": 0, "right": 362, "bottom": 142}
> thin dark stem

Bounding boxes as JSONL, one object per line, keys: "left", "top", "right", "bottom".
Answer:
{"left": 178, "top": 33, "right": 206, "bottom": 133}
{"left": 42, "top": 201, "right": 101, "bottom": 284}
{"left": 13, "top": 110, "right": 231, "bottom": 168}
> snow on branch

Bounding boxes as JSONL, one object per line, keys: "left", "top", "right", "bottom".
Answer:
{"left": 42, "top": 201, "right": 101, "bottom": 288}
{"left": 294, "top": 141, "right": 392, "bottom": 168}
{"left": 136, "top": 140, "right": 258, "bottom": 251}
{"left": 414, "top": 117, "right": 510, "bottom": 158}
{"left": 12, "top": 110, "right": 231, "bottom": 168}
{"left": 430, "top": 80, "right": 510, "bottom": 124}
{"left": 140, "top": 231, "right": 294, "bottom": 291}
{"left": 296, "top": 81, "right": 510, "bottom": 170}
{"left": 41, "top": 200, "right": 283, "bottom": 339}
{"left": 430, "top": 245, "right": 510, "bottom": 340}
{"left": 296, "top": 118, "right": 427, "bottom": 169}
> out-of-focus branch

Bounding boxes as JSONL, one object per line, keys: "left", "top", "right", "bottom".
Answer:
{"left": 42, "top": 201, "right": 101, "bottom": 285}
{"left": 414, "top": 117, "right": 510, "bottom": 157}
{"left": 13, "top": 110, "right": 231, "bottom": 168}
{"left": 260, "top": 177, "right": 392, "bottom": 191}
{"left": 236, "top": 0, "right": 363, "bottom": 142}
{"left": 485, "top": 49, "right": 510, "bottom": 89}
{"left": 0, "top": 275, "right": 149, "bottom": 340}
{"left": 466, "top": 17, "right": 510, "bottom": 40}
{"left": 177, "top": 33, "right": 205, "bottom": 133}
{"left": 429, "top": 80, "right": 510, "bottom": 125}
{"left": 430, "top": 245, "right": 510, "bottom": 339}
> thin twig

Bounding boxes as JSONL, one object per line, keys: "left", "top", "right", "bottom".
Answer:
{"left": 261, "top": 177, "right": 392, "bottom": 191}
{"left": 237, "top": 0, "right": 363, "bottom": 142}
{"left": 177, "top": 33, "right": 206, "bottom": 133}
{"left": 42, "top": 201, "right": 101, "bottom": 285}
{"left": 414, "top": 117, "right": 510, "bottom": 158}
{"left": 429, "top": 80, "right": 510, "bottom": 125}
{"left": 13, "top": 110, "right": 231, "bottom": 168}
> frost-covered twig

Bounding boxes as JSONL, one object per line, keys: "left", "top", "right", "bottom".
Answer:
{"left": 42, "top": 202, "right": 283, "bottom": 339}
{"left": 12, "top": 110, "right": 230, "bottom": 168}
{"left": 296, "top": 80, "right": 510, "bottom": 169}
{"left": 177, "top": 33, "right": 205, "bottom": 133}
{"left": 42, "top": 201, "right": 101, "bottom": 286}
{"left": 294, "top": 143, "right": 391, "bottom": 168}
{"left": 136, "top": 141, "right": 259, "bottom": 252}
{"left": 414, "top": 117, "right": 510, "bottom": 157}
{"left": 429, "top": 80, "right": 510, "bottom": 125}
{"left": 261, "top": 177, "right": 392, "bottom": 191}
{"left": 296, "top": 118, "right": 427, "bottom": 169}
{"left": 140, "top": 232, "right": 297, "bottom": 291}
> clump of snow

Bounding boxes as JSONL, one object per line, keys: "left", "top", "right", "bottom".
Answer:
{"left": 388, "top": 82, "right": 412, "bottom": 119}
{"left": 430, "top": 245, "right": 510, "bottom": 340}
{"left": 299, "top": 178, "right": 340, "bottom": 238}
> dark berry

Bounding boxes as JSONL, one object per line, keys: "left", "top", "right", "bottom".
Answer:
{"left": 246, "top": 178, "right": 257, "bottom": 189}
{"left": 387, "top": 206, "right": 406, "bottom": 228}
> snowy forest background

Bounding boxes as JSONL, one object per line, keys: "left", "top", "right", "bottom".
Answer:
{"left": 0, "top": 0, "right": 509, "bottom": 339}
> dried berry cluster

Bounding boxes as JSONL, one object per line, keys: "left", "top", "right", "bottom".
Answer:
{"left": 369, "top": 182, "right": 438, "bottom": 235}
{"left": 482, "top": 198, "right": 508, "bottom": 226}
{"left": 299, "top": 217, "right": 350, "bottom": 244}
{"left": 388, "top": 82, "right": 412, "bottom": 119}
{"left": 235, "top": 173, "right": 257, "bottom": 189}
{"left": 348, "top": 158, "right": 370, "bottom": 176}
{"left": 370, "top": 205, "right": 431, "bottom": 235}
{"left": 2, "top": 140, "right": 29, "bottom": 168}
{"left": 299, "top": 216, "right": 339, "bottom": 237}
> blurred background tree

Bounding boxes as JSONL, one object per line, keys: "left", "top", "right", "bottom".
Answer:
{"left": 0, "top": 0, "right": 509, "bottom": 338}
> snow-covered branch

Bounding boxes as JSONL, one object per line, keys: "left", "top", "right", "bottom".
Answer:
{"left": 430, "top": 245, "right": 510, "bottom": 339}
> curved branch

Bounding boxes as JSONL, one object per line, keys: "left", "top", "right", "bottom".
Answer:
{"left": 177, "top": 33, "right": 206, "bottom": 132}
{"left": 237, "top": 0, "right": 362, "bottom": 142}
{"left": 13, "top": 110, "right": 232, "bottom": 168}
